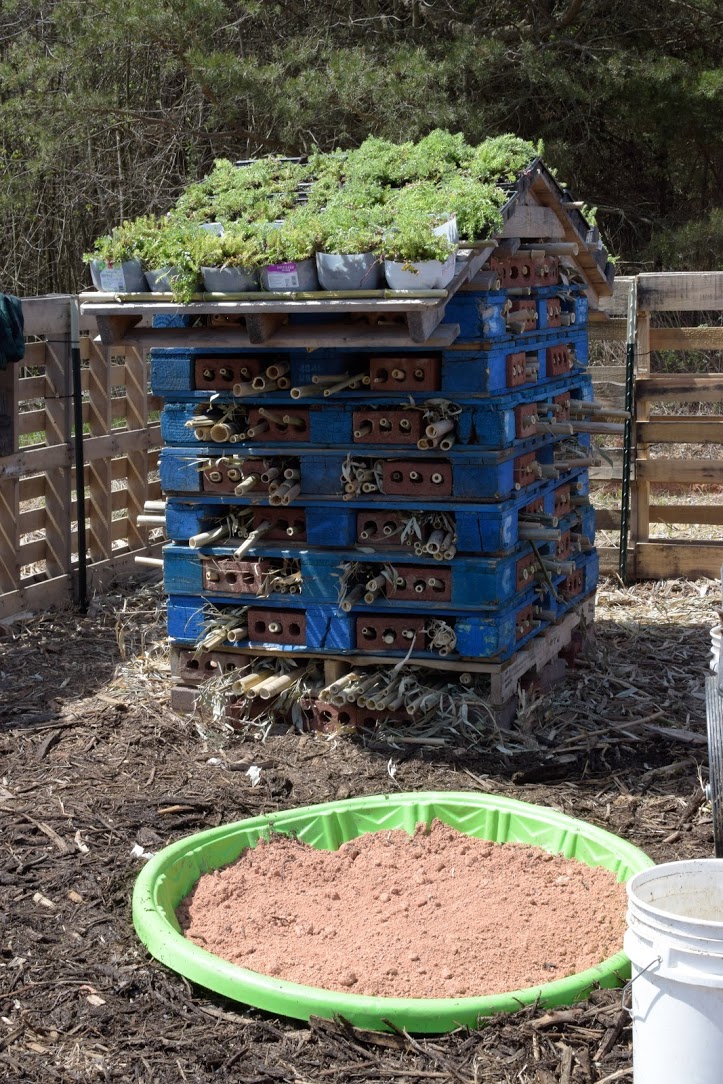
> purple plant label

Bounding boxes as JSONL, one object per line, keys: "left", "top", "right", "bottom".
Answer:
{"left": 99, "top": 266, "right": 126, "bottom": 292}
{"left": 266, "top": 262, "right": 299, "bottom": 289}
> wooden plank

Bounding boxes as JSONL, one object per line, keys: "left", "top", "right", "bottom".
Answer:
{"left": 0, "top": 573, "right": 72, "bottom": 621}
{"left": 638, "top": 417, "right": 723, "bottom": 444}
{"left": 597, "top": 546, "right": 620, "bottom": 574}
{"left": 636, "top": 458, "right": 723, "bottom": 485}
{"left": 649, "top": 326, "right": 723, "bottom": 351}
{"left": 588, "top": 320, "right": 628, "bottom": 343}
{"left": 19, "top": 474, "right": 46, "bottom": 503}
{"left": 528, "top": 173, "right": 612, "bottom": 300}
{"left": 635, "top": 541, "right": 723, "bottom": 580}
{"left": 636, "top": 374, "right": 723, "bottom": 402}
{"left": 20, "top": 340, "right": 48, "bottom": 367}
{"left": 87, "top": 336, "right": 114, "bottom": 562}
{"left": 499, "top": 204, "right": 567, "bottom": 240}
{"left": 637, "top": 272, "right": 723, "bottom": 312}
{"left": 92, "top": 322, "right": 461, "bottom": 352}
{"left": 648, "top": 504, "right": 723, "bottom": 527}
{"left": 598, "top": 278, "right": 635, "bottom": 318}
{"left": 21, "top": 296, "right": 70, "bottom": 338}
{"left": 123, "top": 345, "right": 151, "bottom": 552}
{"left": 42, "top": 336, "right": 73, "bottom": 580}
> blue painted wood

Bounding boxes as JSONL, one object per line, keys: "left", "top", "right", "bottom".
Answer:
{"left": 166, "top": 588, "right": 544, "bottom": 661}
{"left": 159, "top": 435, "right": 591, "bottom": 502}
{"left": 158, "top": 373, "right": 595, "bottom": 452}
{"left": 150, "top": 328, "right": 589, "bottom": 400}
{"left": 162, "top": 543, "right": 547, "bottom": 610}
{"left": 163, "top": 472, "right": 592, "bottom": 552}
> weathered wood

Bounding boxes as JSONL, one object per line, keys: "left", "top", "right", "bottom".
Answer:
{"left": 636, "top": 374, "right": 723, "bottom": 402}
{"left": 245, "top": 312, "right": 286, "bottom": 345}
{"left": 636, "top": 458, "right": 723, "bottom": 485}
{"left": 638, "top": 417, "right": 723, "bottom": 444}
{"left": 589, "top": 365, "right": 627, "bottom": 384}
{"left": 123, "top": 346, "right": 151, "bottom": 552}
{"left": 93, "top": 322, "right": 461, "bottom": 352}
{"left": 498, "top": 205, "right": 566, "bottom": 240}
{"left": 648, "top": 504, "right": 723, "bottom": 527}
{"left": 22, "top": 296, "right": 71, "bottom": 338}
{"left": 87, "top": 336, "right": 114, "bottom": 561}
{"left": 588, "top": 320, "right": 627, "bottom": 342}
{"left": 634, "top": 541, "right": 723, "bottom": 580}
{"left": 42, "top": 333, "right": 73, "bottom": 579}
{"left": 637, "top": 272, "right": 723, "bottom": 312}
{"left": 94, "top": 313, "right": 143, "bottom": 346}
{"left": 649, "top": 326, "right": 723, "bottom": 351}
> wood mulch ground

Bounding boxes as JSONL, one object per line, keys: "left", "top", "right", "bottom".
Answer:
{"left": 0, "top": 573, "right": 718, "bottom": 1083}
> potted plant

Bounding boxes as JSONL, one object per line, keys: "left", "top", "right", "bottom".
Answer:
{"left": 142, "top": 219, "right": 204, "bottom": 301}
{"left": 315, "top": 204, "right": 384, "bottom": 290}
{"left": 388, "top": 182, "right": 458, "bottom": 245}
{"left": 438, "top": 175, "right": 505, "bottom": 242}
{"left": 199, "top": 225, "right": 264, "bottom": 292}
{"left": 381, "top": 207, "right": 458, "bottom": 290}
{"left": 83, "top": 217, "right": 156, "bottom": 293}
{"left": 260, "top": 210, "right": 322, "bottom": 291}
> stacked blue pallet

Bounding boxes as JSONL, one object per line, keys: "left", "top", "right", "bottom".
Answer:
{"left": 152, "top": 270, "right": 598, "bottom": 677}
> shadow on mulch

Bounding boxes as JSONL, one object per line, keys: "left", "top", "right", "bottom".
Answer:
{"left": 0, "top": 574, "right": 717, "bottom": 1082}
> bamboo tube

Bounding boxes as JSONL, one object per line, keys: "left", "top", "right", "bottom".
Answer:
{"left": 256, "top": 406, "right": 286, "bottom": 425}
{"left": 226, "top": 626, "right": 249, "bottom": 643}
{"left": 425, "top": 418, "right": 455, "bottom": 440}
{"left": 137, "top": 514, "right": 166, "bottom": 526}
{"left": 534, "top": 422, "right": 574, "bottom": 436}
{"left": 280, "top": 483, "right": 300, "bottom": 505}
{"left": 232, "top": 672, "right": 267, "bottom": 694}
{"left": 233, "top": 520, "right": 270, "bottom": 557}
{"left": 265, "top": 362, "right": 289, "bottom": 380}
{"left": 340, "top": 585, "right": 365, "bottom": 613}
{"left": 556, "top": 457, "right": 594, "bottom": 469}
{"left": 246, "top": 420, "right": 269, "bottom": 438}
{"left": 312, "top": 373, "right": 346, "bottom": 385}
{"left": 232, "top": 381, "right": 256, "bottom": 397}
{"left": 283, "top": 468, "right": 300, "bottom": 480}
{"left": 189, "top": 523, "right": 229, "bottom": 548}
{"left": 134, "top": 555, "right": 164, "bottom": 568}
{"left": 81, "top": 287, "right": 449, "bottom": 302}
{"left": 281, "top": 413, "right": 306, "bottom": 428}
{"left": 568, "top": 420, "right": 626, "bottom": 435}
{"left": 144, "top": 500, "right": 167, "bottom": 511}
{"left": 235, "top": 474, "right": 260, "bottom": 494}
{"left": 324, "top": 373, "right": 364, "bottom": 397}
{"left": 251, "top": 376, "right": 278, "bottom": 392}
{"left": 569, "top": 401, "right": 631, "bottom": 419}
{"left": 518, "top": 525, "right": 561, "bottom": 542}
{"left": 261, "top": 467, "right": 281, "bottom": 483}
{"left": 542, "top": 558, "right": 575, "bottom": 575}
{"left": 290, "top": 385, "right": 320, "bottom": 399}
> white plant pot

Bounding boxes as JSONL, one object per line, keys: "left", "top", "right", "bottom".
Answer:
{"left": 433, "top": 214, "right": 458, "bottom": 245}
{"left": 383, "top": 253, "right": 457, "bottom": 291}
{"left": 146, "top": 267, "right": 185, "bottom": 293}
{"left": 201, "top": 266, "right": 259, "bottom": 292}
{"left": 260, "top": 258, "right": 319, "bottom": 291}
{"left": 316, "top": 251, "right": 383, "bottom": 291}
{"left": 89, "top": 258, "right": 146, "bottom": 293}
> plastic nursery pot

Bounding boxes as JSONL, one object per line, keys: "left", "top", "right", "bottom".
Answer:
{"left": 384, "top": 252, "right": 457, "bottom": 291}
{"left": 201, "top": 266, "right": 260, "bottom": 292}
{"left": 133, "top": 790, "right": 653, "bottom": 1034}
{"left": 432, "top": 213, "right": 459, "bottom": 245}
{"left": 315, "top": 251, "right": 383, "bottom": 291}
{"left": 260, "top": 258, "right": 319, "bottom": 292}
{"left": 145, "top": 267, "right": 188, "bottom": 293}
{"left": 89, "top": 258, "right": 147, "bottom": 293}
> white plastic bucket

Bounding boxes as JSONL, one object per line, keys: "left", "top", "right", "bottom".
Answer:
{"left": 711, "top": 624, "right": 721, "bottom": 674}
{"left": 625, "top": 860, "right": 723, "bottom": 1083}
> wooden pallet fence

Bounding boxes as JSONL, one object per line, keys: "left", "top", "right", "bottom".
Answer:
{"left": 0, "top": 296, "right": 163, "bottom": 620}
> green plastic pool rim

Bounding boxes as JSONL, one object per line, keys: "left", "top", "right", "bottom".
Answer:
{"left": 132, "top": 790, "right": 654, "bottom": 1032}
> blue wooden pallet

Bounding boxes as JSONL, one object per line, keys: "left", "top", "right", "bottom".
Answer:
{"left": 163, "top": 474, "right": 594, "bottom": 553}
{"left": 150, "top": 328, "right": 589, "bottom": 401}
{"left": 159, "top": 435, "right": 591, "bottom": 503}
{"left": 165, "top": 551, "right": 597, "bottom": 661}
{"left": 159, "top": 372, "right": 595, "bottom": 452}
{"left": 444, "top": 285, "right": 588, "bottom": 342}
{"left": 162, "top": 538, "right": 569, "bottom": 612}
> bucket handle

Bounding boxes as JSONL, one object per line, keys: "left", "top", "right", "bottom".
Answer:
{"left": 622, "top": 956, "right": 662, "bottom": 1016}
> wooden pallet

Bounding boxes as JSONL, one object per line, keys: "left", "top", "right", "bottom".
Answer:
{"left": 168, "top": 595, "right": 595, "bottom": 731}
{"left": 79, "top": 248, "right": 493, "bottom": 349}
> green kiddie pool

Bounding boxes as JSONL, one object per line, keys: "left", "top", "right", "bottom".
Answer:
{"left": 132, "top": 790, "right": 653, "bottom": 1033}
